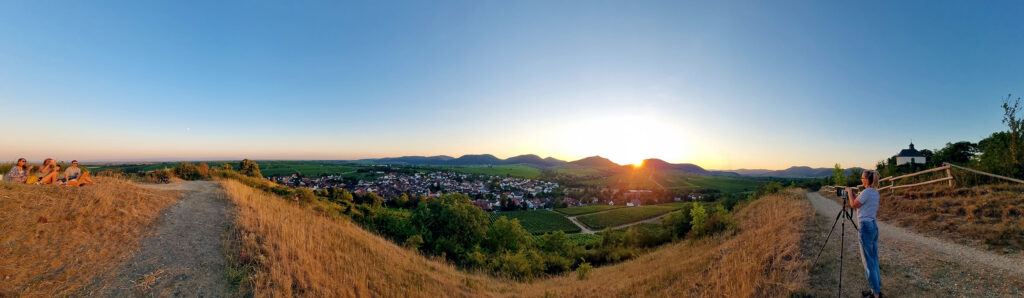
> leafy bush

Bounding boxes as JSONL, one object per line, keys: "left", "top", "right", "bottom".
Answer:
{"left": 239, "top": 159, "right": 263, "bottom": 178}
{"left": 662, "top": 203, "right": 694, "bottom": 238}
{"left": 172, "top": 162, "right": 206, "bottom": 180}
{"left": 144, "top": 168, "right": 172, "bottom": 184}
{"left": 403, "top": 234, "right": 424, "bottom": 250}
{"left": 576, "top": 261, "right": 593, "bottom": 280}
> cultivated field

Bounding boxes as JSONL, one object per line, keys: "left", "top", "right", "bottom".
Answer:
{"left": 576, "top": 204, "right": 686, "bottom": 230}
{"left": 554, "top": 205, "right": 624, "bottom": 216}
{"left": 0, "top": 179, "right": 179, "bottom": 296}
{"left": 440, "top": 165, "right": 542, "bottom": 179}
{"left": 489, "top": 210, "right": 581, "bottom": 234}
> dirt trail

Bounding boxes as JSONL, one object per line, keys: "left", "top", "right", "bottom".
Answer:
{"left": 805, "top": 192, "right": 1024, "bottom": 297}
{"left": 84, "top": 181, "right": 235, "bottom": 297}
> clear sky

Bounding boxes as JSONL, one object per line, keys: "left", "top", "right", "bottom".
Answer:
{"left": 1, "top": 1, "right": 1021, "bottom": 169}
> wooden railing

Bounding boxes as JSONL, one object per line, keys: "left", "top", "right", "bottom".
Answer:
{"left": 877, "top": 162, "right": 1024, "bottom": 195}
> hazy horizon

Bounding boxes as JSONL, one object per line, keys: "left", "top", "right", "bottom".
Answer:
{"left": 2, "top": 1, "right": 1020, "bottom": 170}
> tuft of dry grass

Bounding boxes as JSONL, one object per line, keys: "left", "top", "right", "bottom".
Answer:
{"left": 821, "top": 184, "right": 1024, "bottom": 252}
{"left": 0, "top": 179, "right": 179, "bottom": 296}
{"left": 222, "top": 177, "right": 814, "bottom": 297}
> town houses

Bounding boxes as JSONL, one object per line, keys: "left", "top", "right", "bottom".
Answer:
{"left": 266, "top": 170, "right": 565, "bottom": 211}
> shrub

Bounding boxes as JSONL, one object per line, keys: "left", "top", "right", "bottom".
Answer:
{"left": 403, "top": 234, "right": 424, "bottom": 250}
{"left": 575, "top": 261, "right": 593, "bottom": 280}
{"left": 239, "top": 159, "right": 263, "bottom": 178}
{"left": 144, "top": 168, "right": 172, "bottom": 184}
{"left": 662, "top": 203, "right": 694, "bottom": 238}
{"left": 690, "top": 204, "right": 708, "bottom": 231}
{"left": 296, "top": 188, "right": 317, "bottom": 204}
{"left": 172, "top": 162, "right": 206, "bottom": 180}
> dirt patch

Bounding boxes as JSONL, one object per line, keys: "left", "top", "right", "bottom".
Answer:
{"left": 82, "top": 181, "right": 235, "bottom": 296}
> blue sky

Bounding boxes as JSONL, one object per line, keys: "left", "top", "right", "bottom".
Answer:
{"left": 1, "top": 1, "right": 1021, "bottom": 169}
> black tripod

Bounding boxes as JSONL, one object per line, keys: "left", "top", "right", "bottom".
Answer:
{"left": 812, "top": 191, "right": 868, "bottom": 298}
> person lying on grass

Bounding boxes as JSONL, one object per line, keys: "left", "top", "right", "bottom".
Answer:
{"left": 61, "top": 160, "right": 95, "bottom": 187}
{"left": 5, "top": 157, "right": 31, "bottom": 183}
{"left": 28, "top": 158, "right": 62, "bottom": 185}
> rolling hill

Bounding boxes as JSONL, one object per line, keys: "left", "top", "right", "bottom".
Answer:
{"left": 730, "top": 166, "right": 865, "bottom": 178}
{"left": 362, "top": 154, "right": 566, "bottom": 167}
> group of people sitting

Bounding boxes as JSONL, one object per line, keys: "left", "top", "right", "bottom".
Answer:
{"left": 5, "top": 158, "right": 95, "bottom": 187}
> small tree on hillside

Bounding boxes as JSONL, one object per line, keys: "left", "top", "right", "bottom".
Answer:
{"left": 1002, "top": 94, "right": 1023, "bottom": 170}
{"left": 831, "top": 164, "right": 846, "bottom": 186}
{"left": 239, "top": 159, "right": 262, "bottom": 178}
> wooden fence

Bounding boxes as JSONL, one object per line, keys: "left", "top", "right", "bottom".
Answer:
{"left": 876, "top": 162, "right": 1024, "bottom": 195}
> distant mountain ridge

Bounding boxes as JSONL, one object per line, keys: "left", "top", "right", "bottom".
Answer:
{"left": 364, "top": 154, "right": 743, "bottom": 177}
{"left": 363, "top": 154, "right": 567, "bottom": 167}
{"left": 729, "top": 166, "right": 865, "bottom": 178}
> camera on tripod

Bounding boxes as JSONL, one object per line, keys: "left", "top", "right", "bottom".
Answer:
{"left": 835, "top": 187, "right": 847, "bottom": 198}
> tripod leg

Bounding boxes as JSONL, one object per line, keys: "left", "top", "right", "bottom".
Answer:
{"left": 839, "top": 216, "right": 845, "bottom": 298}
{"left": 812, "top": 208, "right": 846, "bottom": 265}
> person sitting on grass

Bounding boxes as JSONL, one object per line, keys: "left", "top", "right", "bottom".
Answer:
{"left": 62, "top": 160, "right": 95, "bottom": 187}
{"left": 5, "top": 158, "right": 32, "bottom": 183}
{"left": 29, "top": 158, "right": 61, "bottom": 185}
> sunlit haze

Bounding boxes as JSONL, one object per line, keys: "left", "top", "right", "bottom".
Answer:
{"left": 2, "top": 1, "right": 1020, "bottom": 169}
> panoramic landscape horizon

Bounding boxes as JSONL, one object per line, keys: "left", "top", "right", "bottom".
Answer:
{"left": 3, "top": 1, "right": 1024, "bottom": 297}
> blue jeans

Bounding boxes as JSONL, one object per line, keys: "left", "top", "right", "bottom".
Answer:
{"left": 860, "top": 220, "right": 882, "bottom": 294}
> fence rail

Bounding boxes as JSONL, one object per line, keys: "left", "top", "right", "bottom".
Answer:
{"left": 876, "top": 162, "right": 1023, "bottom": 195}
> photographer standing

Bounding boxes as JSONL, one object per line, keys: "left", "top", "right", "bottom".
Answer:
{"left": 846, "top": 170, "right": 882, "bottom": 298}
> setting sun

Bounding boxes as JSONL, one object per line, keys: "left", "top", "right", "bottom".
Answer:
{"left": 554, "top": 113, "right": 692, "bottom": 166}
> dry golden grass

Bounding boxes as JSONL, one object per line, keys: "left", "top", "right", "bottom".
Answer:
{"left": 0, "top": 179, "right": 179, "bottom": 296}
{"left": 881, "top": 184, "right": 1024, "bottom": 251}
{"left": 222, "top": 177, "right": 814, "bottom": 298}
{"left": 219, "top": 179, "right": 502, "bottom": 297}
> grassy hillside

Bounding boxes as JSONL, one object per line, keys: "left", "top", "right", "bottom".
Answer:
{"left": 219, "top": 179, "right": 501, "bottom": 297}
{"left": 220, "top": 179, "right": 814, "bottom": 296}
{"left": 0, "top": 179, "right": 179, "bottom": 296}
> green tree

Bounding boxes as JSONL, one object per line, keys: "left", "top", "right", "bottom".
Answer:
{"left": 239, "top": 159, "right": 263, "bottom": 178}
{"left": 831, "top": 164, "right": 846, "bottom": 186}
{"left": 690, "top": 204, "right": 708, "bottom": 233}
{"left": 220, "top": 163, "right": 233, "bottom": 171}
{"left": 662, "top": 204, "right": 694, "bottom": 238}
{"left": 931, "top": 141, "right": 978, "bottom": 167}
{"left": 847, "top": 168, "right": 863, "bottom": 186}
{"left": 485, "top": 217, "right": 533, "bottom": 253}
{"left": 411, "top": 193, "right": 490, "bottom": 264}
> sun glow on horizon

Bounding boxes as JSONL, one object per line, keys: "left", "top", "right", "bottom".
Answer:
{"left": 552, "top": 113, "right": 694, "bottom": 167}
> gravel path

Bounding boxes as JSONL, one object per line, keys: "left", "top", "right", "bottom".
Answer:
{"left": 86, "top": 181, "right": 234, "bottom": 297}
{"left": 805, "top": 192, "right": 1024, "bottom": 296}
